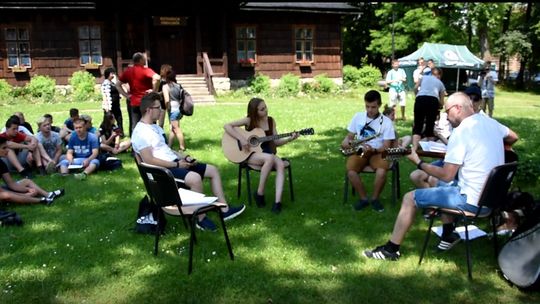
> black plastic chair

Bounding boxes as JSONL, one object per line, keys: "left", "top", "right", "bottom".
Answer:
{"left": 418, "top": 162, "right": 518, "bottom": 279}
{"left": 237, "top": 158, "right": 294, "bottom": 205}
{"left": 138, "top": 162, "right": 234, "bottom": 274}
{"left": 343, "top": 161, "right": 401, "bottom": 205}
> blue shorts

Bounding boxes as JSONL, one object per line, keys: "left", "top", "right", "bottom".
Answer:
{"left": 169, "top": 110, "right": 183, "bottom": 121}
{"left": 414, "top": 184, "right": 490, "bottom": 216}
{"left": 169, "top": 162, "right": 207, "bottom": 179}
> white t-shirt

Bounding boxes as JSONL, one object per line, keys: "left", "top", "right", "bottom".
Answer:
{"left": 132, "top": 122, "right": 178, "bottom": 162}
{"left": 444, "top": 113, "right": 509, "bottom": 206}
{"left": 417, "top": 75, "right": 446, "bottom": 99}
{"left": 347, "top": 112, "right": 395, "bottom": 149}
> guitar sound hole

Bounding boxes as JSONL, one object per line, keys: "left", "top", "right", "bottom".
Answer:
{"left": 248, "top": 137, "right": 259, "bottom": 146}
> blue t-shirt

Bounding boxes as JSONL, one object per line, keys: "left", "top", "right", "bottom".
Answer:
{"left": 67, "top": 132, "right": 99, "bottom": 158}
{"left": 64, "top": 118, "right": 74, "bottom": 131}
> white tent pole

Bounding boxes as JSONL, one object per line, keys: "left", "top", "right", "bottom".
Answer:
{"left": 456, "top": 68, "right": 460, "bottom": 92}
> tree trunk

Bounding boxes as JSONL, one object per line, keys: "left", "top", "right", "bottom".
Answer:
{"left": 517, "top": 2, "right": 532, "bottom": 89}
{"left": 479, "top": 25, "right": 491, "bottom": 60}
{"left": 499, "top": 5, "right": 512, "bottom": 80}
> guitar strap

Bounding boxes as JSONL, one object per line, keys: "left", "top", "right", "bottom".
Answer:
{"left": 359, "top": 113, "right": 383, "bottom": 139}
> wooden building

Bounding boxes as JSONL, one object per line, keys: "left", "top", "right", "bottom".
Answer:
{"left": 0, "top": 1, "right": 358, "bottom": 97}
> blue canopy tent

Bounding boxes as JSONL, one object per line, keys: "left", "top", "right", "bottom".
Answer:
{"left": 398, "top": 42, "right": 485, "bottom": 93}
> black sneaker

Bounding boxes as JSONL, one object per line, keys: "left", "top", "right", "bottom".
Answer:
{"left": 40, "top": 197, "right": 54, "bottom": 206}
{"left": 354, "top": 199, "right": 369, "bottom": 211}
{"left": 253, "top": 191, "right": 266, "bottom": 208}
{"left": 363, "top": 245, "right": 400, "bottom": 261}
{"left": 47, "top": 189, "right": 65, "bottom": 200}
{"left": 371, "top": 199, "right": 384, "bottom": 212}
{"left": 437, "top": 232, "right": 461, "bottom": 251}
{"left": 271, "top": 202, "right": 282, "bottom": 214}
{"left": 222, "top": 204, "right": 246, "bottom": 221}
{"left": 195, "top": 217, "right": 217, "bottom": 232}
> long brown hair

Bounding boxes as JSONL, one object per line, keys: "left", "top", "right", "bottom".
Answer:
{"left": 247, "top": 97, "right": 265, "bottom": 130}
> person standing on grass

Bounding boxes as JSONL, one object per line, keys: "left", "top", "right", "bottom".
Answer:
{"left": 478, "top": 61, "right": 498, "bottom": 118}
{"left": 58, "top": 119, "right": 100, "bottom": 180}
{"left": 385, "top": 59, "right": 407, "bottom": 121}
{"left": 116, "top": 52, "right": 161, "bottom": 136}
{"left": 101, "top": 67, "right": 124, "bottom": 137}
{"left": 363, "top": 92, "right": 518, "bottom": 261}
{"left": 340, "top": 90, "right": 395, "bottom": 213}
{"left": 0, "top": 137, "right": 64, "bottom": 206}
{"left": 162, "top": 69, "right": 186, "bottom": 151}
{"left": 224, "top": 97, "right": 299, "bottom": 214}
{"left": 132, "top": 92, "right": 245, "bottom": 232}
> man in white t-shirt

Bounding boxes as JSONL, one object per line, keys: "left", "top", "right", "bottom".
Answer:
{"left": 132, "top": 92, "right": 245, "bottom": 232}
{"left": 385, "top": 59, "right": 407, "bottom": 121}
{"left": 341, "top": 90, "right": 396, "bottom": 212}
{"left": 363, "top": 92, "right": 518, "bottom": 261}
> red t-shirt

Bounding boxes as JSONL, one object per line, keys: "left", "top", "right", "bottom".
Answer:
{"left": 0, "top": 131, "right": 27, "bottom": 143}
{"left": 118, "top": 65, "right": 157, "bottom": 107}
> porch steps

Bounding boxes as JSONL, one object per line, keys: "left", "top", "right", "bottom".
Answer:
{"left": 176, "top": 74, "right": 215, "bottom": 103}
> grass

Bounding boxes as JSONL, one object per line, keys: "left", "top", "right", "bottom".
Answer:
{"left": 1, "top": 88, "right": 540, "bottom": 303}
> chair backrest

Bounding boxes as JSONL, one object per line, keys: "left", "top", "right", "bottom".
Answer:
{"left": 477, "top": 162, "right": 518, "bottom": 210}
{"left": 139, "top": 162, "right": 183, "bottom": 208}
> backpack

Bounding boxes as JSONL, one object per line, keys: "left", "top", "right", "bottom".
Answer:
{"left": 180, "top": 88, "right": 194, "bottom": 116}
{"left": 0, "top": 210, "right": 23, "bottom": 227}
{"left": 498, "top": 204, "right": 540, "bottom": 291}
{"left": 134, "top": 195, "right": 166, "bottom": 235}
{"left": 97, "top": 153, "right": 123, "bottom": 171}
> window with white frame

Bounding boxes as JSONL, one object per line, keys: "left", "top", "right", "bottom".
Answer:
{"left": 6, "top": 27, "right": 31, "bottom": 68}
{"left": 295, "top": 27, "right": 314, "bottom": 62}
{"left": 78, "top": 25, "right": 102, "bottom": 66}
{"left": 236, "top": 26, "right": 256, "bottom": 63}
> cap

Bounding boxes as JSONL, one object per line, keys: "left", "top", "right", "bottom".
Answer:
{"left": 464, "top": 86, "right": 481, "bottom": 99}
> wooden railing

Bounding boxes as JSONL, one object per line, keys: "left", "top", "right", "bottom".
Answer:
{"left": 201, "top": 52, "right": 216, "bottom": 95}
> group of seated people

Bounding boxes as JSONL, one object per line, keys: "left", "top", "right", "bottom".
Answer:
{"left": 0, "top": 108, "right": 131, "bottom": 181}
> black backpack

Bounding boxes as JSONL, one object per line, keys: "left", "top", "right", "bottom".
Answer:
{"left": 498, "top": 204, "right": 540, "bottom": 291}
{"left": 0, "top": 210, "right": 23, "bottom": 227}
{"left": 134, "top": 195, "right": 166, "bottom": 235}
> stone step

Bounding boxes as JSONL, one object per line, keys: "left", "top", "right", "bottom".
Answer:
{"left": 176, "top": 74, "right": 215, "bottom": 103}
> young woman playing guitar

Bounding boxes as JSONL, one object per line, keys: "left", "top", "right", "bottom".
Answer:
{"left": 224, "top": 97, "right": 299, "bottom": 214}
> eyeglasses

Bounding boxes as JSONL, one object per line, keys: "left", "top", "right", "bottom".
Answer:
{"left": 445, "top": 104, "right": 459, "bottom": 114}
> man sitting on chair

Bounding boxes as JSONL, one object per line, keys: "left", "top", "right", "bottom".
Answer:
{"left": 131, "top": 92, "right": 245, "bottom": 232}
{"left": 363, "top": 92, "right": 519, "bottom": 261}
{"left": 341, "top": 90, "right": 396, "bottom": 212}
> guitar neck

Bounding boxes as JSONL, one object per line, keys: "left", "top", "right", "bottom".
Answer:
{"left": 258, "top": 132, "right": 295, "bottom": 143}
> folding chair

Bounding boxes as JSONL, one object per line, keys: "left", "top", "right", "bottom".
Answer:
{"left": 418, "top": 162, "right": 518, "bottom": 279}
{"left": 343, "top": 160, "right": 401, "bottom": 205}
{"left": 138, "top": 162, "right": 234, "bottom": 274}
{"left": 237, "top": 158, "right": 294, "bottom": 205}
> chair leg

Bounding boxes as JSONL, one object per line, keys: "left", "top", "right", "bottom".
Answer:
{"left": 419, "top": 215, "right": 435, "bottom": 265}
{"left": 188, "top": 217, "right": 197, "bottom": 275}
{"left": 287, "top": 163, "right": 294, "bottom": 202}
{"left": 154, "top": 212, "right": 161, "bottom": 256}
{"left": 217, "top": 210, "right": 235, "bottom": 261}
{"left": 464, "top": 223, "right": 473, "bottom": 279}
{"left": 237, "top": 164, "right": 242, "bottom": 199}
{"left": 343, "top": 172, "right": 349, "bottom": 204}
{"left": 491, "top": 216, "right": 499, "bottom": 259}
{"left": 245, "top": 166, "right": 252, "bottom": 205}
{"left": 396, "top": 163, "right": 401, "bottom": 199}
{"left": 391, "top": 168, "right": 397, "bottom": 205}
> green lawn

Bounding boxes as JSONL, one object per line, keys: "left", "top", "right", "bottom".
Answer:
{"left": 1, "top": 88, "right": 539, "bottom": 303}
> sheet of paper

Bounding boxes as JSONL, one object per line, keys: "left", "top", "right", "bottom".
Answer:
{"left": 431, "top": 225, "right": 487, "bottom": 240}
{"left": 68, "top": 164, "right": 83, "bottom": 170}
{"left": 178, "top": 188, "right": 218, "bottom": 206}
{"left": 419, "top": 141, "right": 447, "bottom": 153}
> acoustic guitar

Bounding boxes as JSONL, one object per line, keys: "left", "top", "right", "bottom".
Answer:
{"left": 222, "top": 127, "right": 315, "bottom": 163}
{"left": 340, "top": 134, "right": 380, "bottom": 156}
{"left": 382, "top": 147, "right": 446, "bottom": 161}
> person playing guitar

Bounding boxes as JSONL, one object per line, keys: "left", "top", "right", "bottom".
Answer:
{"left": 341, "top": 90, "right": 396, "bottom": 213}
{"left": 224, "top": 97, "right": 299, "bottom": 214}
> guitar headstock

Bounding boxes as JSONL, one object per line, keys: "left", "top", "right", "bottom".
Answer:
{"left": 299, "top": 128, "right": 315, "bottom": 136}
{"left": 382, "top": 147, "right": 411, "bottom": 161}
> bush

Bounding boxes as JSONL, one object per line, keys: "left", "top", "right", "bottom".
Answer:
{"left": 276, "top": 73, "right": 300, "bottom": 97}
{"left": 301, "top": 82, "right": 314, "bottom": 95}
{"left": 249, "top": 73, "right": 271, "bottom": 95}
{"left": 0, "top": 79, "right": 12, "bottom": 99}
{"left": 69, "top": 70, "right": 97, "bottom": 102}
{"left": 343, "top": 65, "right": 362, "bottom": 88}
{"left": 357, "top": 65, "right": 382, "bottom": 87}
{"left": 313, "top": 74, "right": 337, "bottom": 94}
{"left": 26, "top": 75, "right": 56, "bottom": 100}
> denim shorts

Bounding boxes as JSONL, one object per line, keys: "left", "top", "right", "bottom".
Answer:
{"left": 169, "top": 110, "right": 183, "bottom": 121}
{"left": 59, "top": 157, "right": 100, "bottom": 168}
{"left": 169, "top": 162, "right": 207, "bottom": 179}
{"left": 414, "top": 184, "right": 490, "bottom": 216}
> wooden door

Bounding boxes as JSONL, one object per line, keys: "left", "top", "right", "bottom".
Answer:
{"left": 152, "top": 27, "right": 185, "bottom": 73}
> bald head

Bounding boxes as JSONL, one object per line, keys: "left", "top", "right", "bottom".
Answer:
{"left": 445, "top": 92, "right": 475, "bottom": 127}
